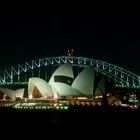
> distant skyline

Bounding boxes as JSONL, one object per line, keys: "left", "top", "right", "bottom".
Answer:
{"left": 0, "top": 16, "right": 140, "bottom": 75}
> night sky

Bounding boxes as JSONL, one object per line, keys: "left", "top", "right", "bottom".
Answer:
{"left": 0, "top": 16, "right": 140, "bottom": 75}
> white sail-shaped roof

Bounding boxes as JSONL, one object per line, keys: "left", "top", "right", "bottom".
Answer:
{"left": 51, "top": 86, "right": 61, "bottom": 99}
{"left": 15, "top": 88, "right": 25, "bottom": 98}
{"left": 51, "top": 82, "right": 82, "bottom": 97}
{"left": 72, "top": 66, "right": 95, "bottom": 97}
{"left": 49, "top": 63, "right": 74, "bottom": 85}
{"left": 28, "top": 77, "right": 53, "bottom": 97}
{"left": 94, "top": 77, "right": 105, "bottom": 96}
{"left": 0, "top": 88, "right": 16, "bottom": 100}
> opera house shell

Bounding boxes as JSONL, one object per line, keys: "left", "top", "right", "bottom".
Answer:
{"left": 0, "top": 88, "right": 24, "bottom": 101}
{"left": 0, "top": 63, "right": 105, "bottom": 100}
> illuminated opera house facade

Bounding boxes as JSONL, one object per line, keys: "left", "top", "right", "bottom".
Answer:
{"left": 0, "top": 63, "right": 105, "bottom": 101}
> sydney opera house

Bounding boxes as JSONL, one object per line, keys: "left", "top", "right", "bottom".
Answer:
{"left": 0, "top": 63, "right": 105, "bottom": 101}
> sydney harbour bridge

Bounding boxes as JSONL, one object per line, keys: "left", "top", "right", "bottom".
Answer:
{"left": 0, "top": 56, "right": 140, "bottom": 89}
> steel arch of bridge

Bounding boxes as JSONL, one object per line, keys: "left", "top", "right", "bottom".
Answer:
{"left": 0, "top": 56, "right": 140, "bottom": 87}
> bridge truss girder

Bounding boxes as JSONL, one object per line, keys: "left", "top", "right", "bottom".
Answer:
{"left": 0, "top": 56, "right": 140, "bottom": 88}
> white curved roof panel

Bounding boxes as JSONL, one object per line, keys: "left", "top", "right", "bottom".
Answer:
{"left": 49, "top": 63, "right": 74, "bottom": 85}
{"left": 72, "top": 66, "right": 95, "bottom": 97}
{"left": 15, "top": 88, "right": 25, "bottom": 98}
{"left": 51, "top": 82, "right": 82, "bottom": 97}
{"left": 28, "top": 77, "right": 53, "bottom": 97}
{"left": 0, "top": 88, "right": 16, "bottom": 100}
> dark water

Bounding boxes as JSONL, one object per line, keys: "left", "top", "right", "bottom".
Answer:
{"left": 1, "top": 107, "right": 139, "bottom": 137}
{"left": 0, "top": 106, "right": 139, "bottom": 125}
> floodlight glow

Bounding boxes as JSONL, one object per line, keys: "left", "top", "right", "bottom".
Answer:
{"left": 64, "top": 106, "right": 68, "bottom": 109}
